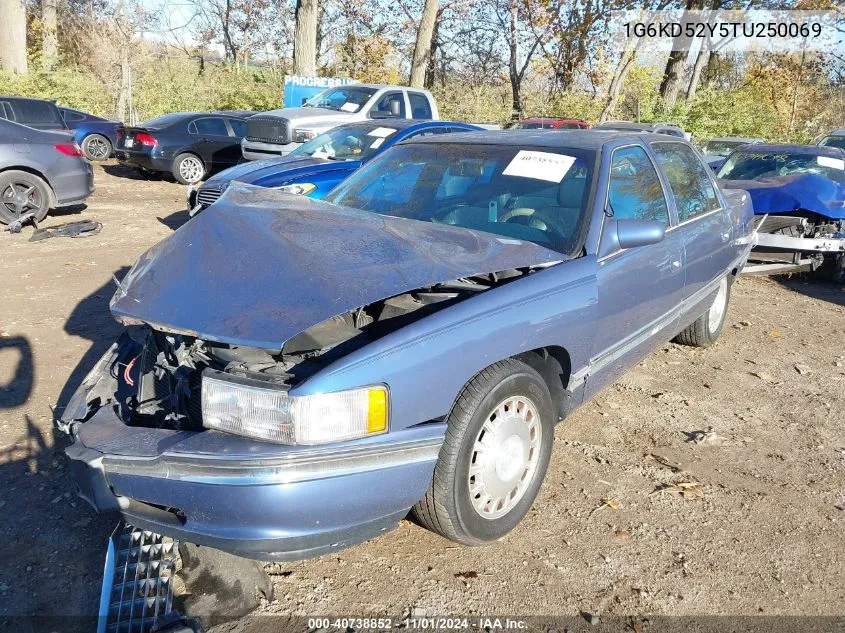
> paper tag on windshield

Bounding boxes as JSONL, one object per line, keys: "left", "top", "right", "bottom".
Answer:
{"left": 503, "top": 151, "right": 576, "bottom": 182}
{"left": 817, "top": 155, "right": 845, "bottom": 170}
{"left": 340, "top": 102, "right": 358, "bottom": 113}
{"left": 368, "top": 127, "right": 397, "bottom": 138}
{"left": 370, "top": 138, "right": 385, "bottom": 149}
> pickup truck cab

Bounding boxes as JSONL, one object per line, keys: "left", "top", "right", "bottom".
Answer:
{"left": 241, "top": 84, "right": 439, "bottom": 160}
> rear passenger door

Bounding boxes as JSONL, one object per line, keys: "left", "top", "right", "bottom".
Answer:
{"left": 651, "top": 142, "right": 733, "bottom": 305}
{"left": 189, "top": 117, "right": 237, "bottom": 167}
{"left": 587, "top": 144, "right": 686, "bottom": 395}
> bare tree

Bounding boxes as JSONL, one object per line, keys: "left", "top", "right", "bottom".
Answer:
{"left": 42, "top": 0, "right": 59, "bottom": 70}
{"left": 658, "top": 0, "right": 705, "bottom": 111}
{"left": 409, "top": 0, "right": 439, "bottom": 86}
{"left": 0, "top": 0, "right": 28, "bottom": 74}
{"left": 293, "top": 0, "right": 318, "bottom": 75}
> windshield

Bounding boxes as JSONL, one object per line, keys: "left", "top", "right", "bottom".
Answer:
{"left": 325, "top": 143, "right": 595, "bottom": 254}
{"left": 303, "top": 86, "right": 378, "bottom": 113}
{"left": 818, "top": 135, "right": 845, "bottom": 150}
{"left": 718, "top": 151, "right": 845, "bottom": 183}
{"left": 290, "top": 124, "right": 399, "bottom": 161}
{"left": 704, "top": 140, "right": 749, "bottom": 156}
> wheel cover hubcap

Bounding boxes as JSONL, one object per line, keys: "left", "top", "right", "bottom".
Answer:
{"left": 708, "top": 277, "right": 728, "bottom": 334}
{"left": 180, "top": 158, "right": 203, "bottom": 183}
{"left": 1, "top": 182, "right": 40, "bottom": 219}
{"left": 468, "top": 395, "right": 542, "bottom": 520}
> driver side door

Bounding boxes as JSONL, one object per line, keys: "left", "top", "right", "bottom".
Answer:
{"left": 586, "top": 144, "right": 686, "bottom": 397}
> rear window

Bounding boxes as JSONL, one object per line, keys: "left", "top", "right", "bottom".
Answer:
{"left": 4, "top": 99, "right": 62, "bottom": 125}
{"left": 408, "top": 92, "right": 432, "bottom": 119}
{"left": 141, "top": 113, "right": 188, "bottom": 128}
{"left": 228, "top": 119, "right": 247, "bottom": 137}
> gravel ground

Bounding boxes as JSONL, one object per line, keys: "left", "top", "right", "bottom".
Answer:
{"left": 0, "top": 163, "right": 843, "bottom": 631}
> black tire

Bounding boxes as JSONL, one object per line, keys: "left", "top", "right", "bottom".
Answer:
{"left": 172, "top": 153, "right": 206, "bottom": 185}
{"left": 674, "top": 275, "right": 731, "bottom": 347}
{"left": 81, "top": 133, "right": 112, "bottom": 161}
{"left": 0, "top": 170, "right": 52, "bottom": 225}
{"left": 412, "top": 359, "right": 555, "bottom": 546}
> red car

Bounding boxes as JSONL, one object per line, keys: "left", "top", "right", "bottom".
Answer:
{"left": 512, "top": 117, "right": 590, "bottom": 130}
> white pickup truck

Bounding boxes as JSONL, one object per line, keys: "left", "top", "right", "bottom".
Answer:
{"left": 241, "top": 84, "right": 440, "bottom": 160}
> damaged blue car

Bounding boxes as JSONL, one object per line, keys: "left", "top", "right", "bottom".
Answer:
{"left": 59, "top": 130, "right": 754, "bottom": 560}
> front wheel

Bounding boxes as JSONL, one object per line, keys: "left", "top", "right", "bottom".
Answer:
{"left": 674, "top": 275, "right": 731, "bottom": 347}
{"left": 412, "top": 359, "right": 555, "bottom": 545}
{"left": 172, "top": 153, "right": 205, "bottom": 185}
{"left": 81, "top": 133, "right": 112, "bottom": 161}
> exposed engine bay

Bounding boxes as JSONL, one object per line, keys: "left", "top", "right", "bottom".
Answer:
{"left": 68, "top": 269, "right": 534, "bottom": 432}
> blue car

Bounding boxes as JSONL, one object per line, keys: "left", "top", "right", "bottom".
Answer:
{"left": 59, "top": 130, "right": 753, "bottom": 561}
{"left": 189, "top": 119, "right": 482, "bottom": 211}
{"left": 718, "top": 143, "right": 845, "bottom": 278}
{"left": 59, "top": 107, "right": 123, "bottom": 161}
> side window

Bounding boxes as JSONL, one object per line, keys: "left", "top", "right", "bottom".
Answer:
{"left": 62, "top": 109, "right": 86, "bottom": 122}
{"left": 0, "top": 102, "right": 11, "bottom": 121}
{"left": 408, "top": 92, "right": 433, "bottom": 119}
{"left": 652, "top": 142, "right": 720, "bottom": 222}
{"left": 608, "top": 146, "right": 670, "bottom": 224}
{"left": 370, "top": 92, "right": 406, "bottom": 118}
{"left": 227, "top": 118, "right": 247, "bottom": 137}
{"left": 191, "top": 117, "right": 228, "bottom": 136}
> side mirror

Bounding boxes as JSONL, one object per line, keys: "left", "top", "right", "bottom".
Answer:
{"left": 599, "top": 218, "right": 665, "bottom": 258}
{"left": 389, "top": 99, "right": 401, "bottom": 117}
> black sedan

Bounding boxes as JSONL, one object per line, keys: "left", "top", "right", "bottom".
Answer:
{"left": 115, "top": 112, "right": 248, "bottom": 184}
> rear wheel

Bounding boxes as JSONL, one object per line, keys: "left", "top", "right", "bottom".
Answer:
{"left": 412, "top": 359, "right": 555, "bottom": 545}
{"left": 0, "top": 170, "right": 52, "bottom": 225}
{"left": 81, "top": 134, "right": 112, "bottom": 161}
{"left": 172, "top": 153, "right": 205, "bottom": 185}
{"left": 674, "top": 275, "right": 731, "bottom": 347}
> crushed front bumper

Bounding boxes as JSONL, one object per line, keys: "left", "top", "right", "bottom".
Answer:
{"left": 65, "top": 407, "right": 443, "bottom": 561}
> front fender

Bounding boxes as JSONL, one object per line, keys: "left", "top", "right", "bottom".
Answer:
{"left": 291, "top": 257, "right": 599, "bottom": 431}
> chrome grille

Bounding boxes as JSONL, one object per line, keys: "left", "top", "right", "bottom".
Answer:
{"left": 246, "top": 116, "right": 289, "bottom": 144}
{"left": 196, "top": 187, "right": 223, "bottom": 208}
{"left": 99, "top": 522, "right": 179, "bottom": 633}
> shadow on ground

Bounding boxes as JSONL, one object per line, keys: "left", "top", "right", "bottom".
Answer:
{"left": 0, "top": 272, "right": 130, "bottom": 630}
{"left": 773, "top": 273, "right": 845, "bottom": 307}
{"left": 157, "top": 208, "right": 191, "bottom": 231}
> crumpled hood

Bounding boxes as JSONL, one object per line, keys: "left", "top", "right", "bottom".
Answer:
{"left": 720, "top": 172, "right": 845, "bottom": 220}
{"left": 111, "top": 184, "right": 563, "bottom": 350}
{"left": 204, "top": 156, "right": 350, "bottom": 188}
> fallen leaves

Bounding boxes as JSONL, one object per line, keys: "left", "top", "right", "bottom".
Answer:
{"left": 652, "top": 481, "right": 705, "bottom": 500}
{"left": 589, "top": 498, "right": 619, "bottom": 518}
{"left": 644, "top": 452, "right": 684, "bottom": 472}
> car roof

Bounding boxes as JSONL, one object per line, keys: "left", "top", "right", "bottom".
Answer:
{"left": 401, "top": 128, "right": 671, "bottom": 150}
{"left": 0, "top": 95, "right": 56, "bottom": 103}
{"left": 822, "top": 128, "right": 845, "bottom": 136}
{"left": 708, "top": 136, "right": 763, "bottom": 143}
{"left": 731, "top": 143, "right": 845, "bottom": 156}
{"left": 522, "top": 117, "right": 587, "bottom": 124}
{"left": 595, "top": 121, "right": 682, "bottom": 131}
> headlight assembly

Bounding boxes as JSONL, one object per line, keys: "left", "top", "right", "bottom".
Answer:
{"left": 275, "top": 183, "right": 317, "bottom": 196}
{"left": 201, "top": 372, "right": 388, "bottom": 445}
{"left": 292, "top": 129, "right": 317, "bottom": 143}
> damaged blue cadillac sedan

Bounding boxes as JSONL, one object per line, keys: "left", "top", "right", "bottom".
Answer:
{"left": 59, "top": 130, "right": 755, "bottom": 560}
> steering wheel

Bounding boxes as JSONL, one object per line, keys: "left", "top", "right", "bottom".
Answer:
{"left": 499, "top": 207, "right": 568, "bottom": 237}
